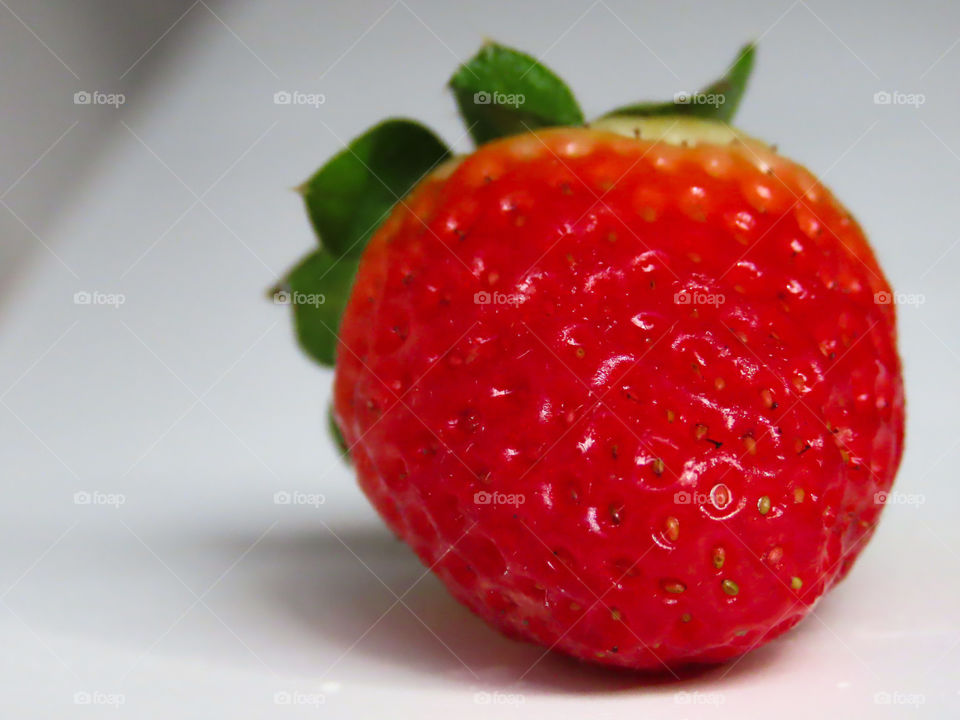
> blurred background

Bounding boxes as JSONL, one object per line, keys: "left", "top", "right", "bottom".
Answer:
{"left": 1, "top": 0, "right": 958, "bottom": 717}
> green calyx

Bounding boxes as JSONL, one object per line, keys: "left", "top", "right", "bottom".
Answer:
{"left": 449, "top": 42, "right": 585, "bottom": 145}
{"left": 274, "top": 41, "right": 756, "bottom": 450}
{"left": 602, "top": 43, "right": 754, "bottom": 123}
{"left": 272, "top": 118, "right": 450, "bottom": 366}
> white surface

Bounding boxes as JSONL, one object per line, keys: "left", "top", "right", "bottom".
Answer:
{"left": 1, "top": 0, "right": 959, "bottom": 717}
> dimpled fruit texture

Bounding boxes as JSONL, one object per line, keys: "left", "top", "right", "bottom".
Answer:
{"left": 332, "top": 128, "right": 904, "bottom": 670}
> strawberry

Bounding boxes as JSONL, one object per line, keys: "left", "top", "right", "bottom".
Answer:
{"left": 278, "top": 43, "right": 904, "bottom": 671}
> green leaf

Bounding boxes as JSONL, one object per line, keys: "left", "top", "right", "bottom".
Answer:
{"left": 281, "top": 118, "right": 450, "bottom": 367}
{"left": 300, "top": 118, "right": 450, "bottom": 258}
{"left": 604, "top": 43, "right": 755, "bottom": 123}
{"left": 696, "top": 43, "right": 754, "bottom": 122}
{"left": 449, "top": 42, "right": 585, "bottom": 145}
{"left": 277, "top": 248, "right": 360, "bottom": 366}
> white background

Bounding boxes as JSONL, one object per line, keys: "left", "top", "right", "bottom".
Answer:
{"left": 1, "top": 0, "right": 958, "bottom": 717}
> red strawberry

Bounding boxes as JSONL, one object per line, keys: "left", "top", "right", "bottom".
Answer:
{"left": 280, "top": 43, "right": 904, "bottom": 671}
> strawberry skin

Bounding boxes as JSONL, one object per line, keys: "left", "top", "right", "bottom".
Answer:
{"left": 332, "top": 126, "right": 904, "bottom": 670}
